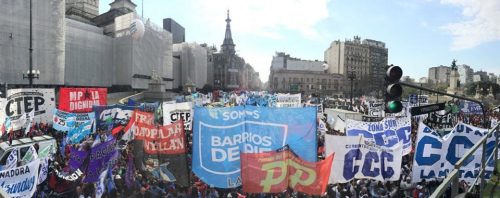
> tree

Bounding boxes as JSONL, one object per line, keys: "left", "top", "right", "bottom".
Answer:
{"left": 465, "top": 81, "right": 500, "bottom": 98}
{"left": 402, "top": 86, "right": 419, "bottom": 99}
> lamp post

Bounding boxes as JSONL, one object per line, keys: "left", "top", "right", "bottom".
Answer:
{"left": 347, "top": 71, "right": 356, "bottom": 109}
{"left": 22, "top": 0, "right": 39, "bottom": 87}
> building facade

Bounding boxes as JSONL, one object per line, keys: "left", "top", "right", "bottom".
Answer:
{"left": 473, "top": 71, "right": 488, "bottom": 82}
{"left": 324, "top": 36, "right": 388, "bottom": 96}
{"left": 172, "top": 42, "right": 208, "bottom": 90}
{"left": 428, "top": 65, "right": 451, "bottom": 84}
{"left": 163, "top": 18, "right": 185, "bottom": 44}
{"left": 488, "top": 73, "right": 497, "bottom": 83}
{"left": 0, "top": 0, "right": 173, "bottom": 90}
{"left": 269, "top": 52, "right": 344, "bottom": 97}
{"left": 66, "top": 0, "right": 100, "bottom": 23}
{"left": 457, "top": 64, "right": 473, "bottom": 85}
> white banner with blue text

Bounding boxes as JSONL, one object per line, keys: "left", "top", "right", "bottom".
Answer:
{"left": 325, "top": 135, "right": 402, "bottom": 184}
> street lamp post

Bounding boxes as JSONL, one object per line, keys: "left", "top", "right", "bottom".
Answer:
{"left": 22, "top": 0, "right": 40, "bottom": 87}
{"left": 348, "top": 71, "right": 356, "bottom": 109}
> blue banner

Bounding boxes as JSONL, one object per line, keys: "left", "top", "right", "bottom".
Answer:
{"left": 412, "top": 122, "right": 496, "bottom": 183}
{"left": 460, "top": 101, "right": 483, "bottom": 114}
{"left": 53, "top": 109, "right": 95, "bottom": 134}
{"left": 192, "top": 106, "right": 317, "bottom": 188}
{"left": 346, "top": 116, "right": 412, "bottom": 155}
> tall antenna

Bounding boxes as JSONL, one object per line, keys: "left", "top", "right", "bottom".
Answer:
{"left": 142, "top": 0, "right": 144, "bottom": 17}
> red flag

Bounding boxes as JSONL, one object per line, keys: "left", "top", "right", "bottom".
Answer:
{"left": 241, "top": 149, "right": 334, "bottom": 195}
{"left": 111, "top": 125, "right": 124, "bottom": 136}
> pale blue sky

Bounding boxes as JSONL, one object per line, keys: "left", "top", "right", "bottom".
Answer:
{"left": 100, "top": 0, "right": 500, "bottom": 82}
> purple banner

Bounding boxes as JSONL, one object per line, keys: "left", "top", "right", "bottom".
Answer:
{"left": 69, "top": 147, "right": 89, "bottom": 171}
{"left": 125, "top": 154, "right": 135, "bottom": 188}
{"left": 84, "top": 138, "right": 117, "bottom": 183}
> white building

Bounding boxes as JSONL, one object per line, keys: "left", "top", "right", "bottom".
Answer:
{"left": 457, "top": 64, "right": 473, "bottom": 85}
{"left": 172, "top": 43, "right": 208, "bottom": 89}
{"left": 0, "top": 0, "right": 173, "bottom": 90}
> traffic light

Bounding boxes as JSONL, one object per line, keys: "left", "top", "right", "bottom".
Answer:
{"left": 385, "top": 65, "right": 403, "bottom": 113}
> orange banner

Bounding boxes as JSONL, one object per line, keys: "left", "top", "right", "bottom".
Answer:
{"left": 135, "top": 120, "right": 186, "bottom": 154}
{"left": 241, "top": 148, "right": 334, "bottom": 195}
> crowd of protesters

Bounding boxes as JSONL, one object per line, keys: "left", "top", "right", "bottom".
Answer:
{"left": 1, "top": 95, "right": 499, "bottom": 198}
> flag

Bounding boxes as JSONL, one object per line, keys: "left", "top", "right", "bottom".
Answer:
{"left": 127, "top": 98, "right": 136, "bottom": 107}
{"left": 92, "top": 135, "right": 101, "bottom": 148}
{"left": 38, "top": 145, "right": 53, "bottom": 159}
{"left": 21, "top": 145, "right": 38, "bottom": 163}
{"left": 38, "top": 158, "right": 49, "bottom": 184}
{"left": 125, "top": 154, "right": 135, "bottom": 188}
{"left": 158, "top": 163, "right": 176, "bottom": 182}
{"left": 60, "top": 137, "right": 67, "bottom": 159}
{"left": 2, "top": 116, "right": 12, "bottom": 136}
{"left": 106, "top": 166, "right": 116, "bottom": 193}
{"left": 96, "top": 169, "right": 108, "bottom": 198}
{"left": 24, "top": 110, "right": 34, "bottom": 135}
{"left": 5, "top": 148, "right": 18, "bottom": 169}
{"left": 318, "top": 119, "right": 328, "bottom": 134}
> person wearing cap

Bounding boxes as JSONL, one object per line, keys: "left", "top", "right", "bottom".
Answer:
{"left": 413, "top": 185, "right": 424, "bottom": 198}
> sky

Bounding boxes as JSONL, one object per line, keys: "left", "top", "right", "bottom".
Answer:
{"left": 99, "top": 0, "right": 500, "bottom": 83}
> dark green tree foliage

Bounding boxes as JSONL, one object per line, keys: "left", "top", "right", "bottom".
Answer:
{"left": 465, "top": 81, "right": 500, "bottom": 97}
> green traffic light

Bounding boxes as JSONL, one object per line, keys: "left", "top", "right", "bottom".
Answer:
{"left": 387, "top": 101, "right": 403, "bottom": 113}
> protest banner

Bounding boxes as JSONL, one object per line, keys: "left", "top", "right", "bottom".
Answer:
{"left": 52, "top": 109, "right": 95, "bottom": 132}
{"left": 38, "top": 158, "right": 49, "bottom": 185}
{"left": 425, "top": 112, "right": 455, "bottom": 129}
{"left": 276, "top": 94, "right": 301, "bottom": 108}
{"left": 122, "top": 109, "right": 154, "bottom": 139}
{"left": 162, "top": 102, "right": 193, "bottom": 130}
{"left": 5, "top": 88, "right": 55, "bottom": 130}
{"left": 241, "top": 147, "right": 333, "bottom": 195}
{"left": 409, "top": 94, "right": 429, "bottom": 106}
{"left": 135, "top": 120, "right": 186, "bottom": 155}
{"left": 93, "top": 104, "right": 134, "bottom": 133}
{"left": 69, "top": 147, "right": 89, "bottom": 171}
{"left": 0, "top": 158, "right": 40, "bottom": 198}
{"left": 367, "top": 100, "right": 385, "bottom": 117}
{"left": 412, "top": 122, "right": 495, "bottom": 184}
{"left": 192, "top": 106, "right": 317, "bottom": 188}
{"left": 138, "top": 102, "right": 159, "bottom": 113}
{"left": 59, "top": 88, "right": 107, "bottom": 113}
{"left": 55, "top": 168, "right": 84, "bottom": 181}
{"left": 325, "top": 135, "right": 403, "bottom": 184}
{"left": 84, "top": 138, "right": 117, "bottom": 183}
{"left": 460, "top": 101, "right": 483, "bottom": 114}
{"left": 346, "top": 116, "right": 412, "bottom": 155}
